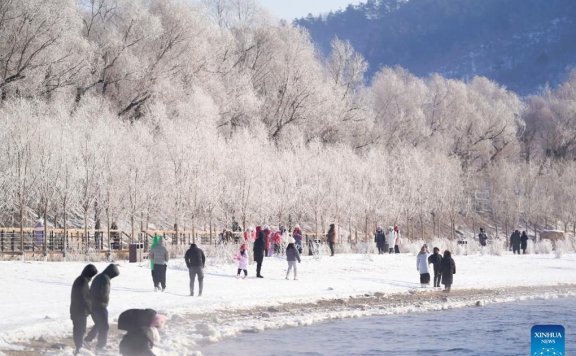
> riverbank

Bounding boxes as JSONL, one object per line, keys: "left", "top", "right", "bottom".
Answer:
{"left": 1, "top": 253, "right": 575, "bottom": 355}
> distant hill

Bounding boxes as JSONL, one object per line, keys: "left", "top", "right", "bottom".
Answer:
{"left": 296, "top": 0, "right": 576, "bottom": 95}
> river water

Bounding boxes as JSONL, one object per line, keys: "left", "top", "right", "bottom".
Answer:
{"left": 202, "top": 297, "right": 575, "bottom": 356}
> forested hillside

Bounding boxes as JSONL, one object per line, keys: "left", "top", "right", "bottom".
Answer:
{"left": 1, "top": 0, "right": 575, "bottom": 240}
{"left": 296, "top": 0, "right": 576, "bottom": 95}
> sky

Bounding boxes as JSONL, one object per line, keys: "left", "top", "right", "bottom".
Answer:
{"left": 258, "top": 0, "right": 364, "bottom": 21}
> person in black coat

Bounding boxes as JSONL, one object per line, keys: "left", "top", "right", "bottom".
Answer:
{"left": 374, "top": 226, "right": 386, "bottom": 254}
{"left": 510, "top": 230, "right": 521, "bottom": 254}
{"left": 253, "top": 228, "right": 265, "bottom": 278}
{"left": 118, "top": 309, "right": 158, "bottom": 356}
{"left": 184, "top": 243, "right": 206, "bottom": 296}
{"left": 520, "top": 231, "right": 529, "bottom": 254}
{"left": 440, "top": 250, "right": 456, "bottom": 292}
{"left": 70, "top": 264, "right": 98, "bottom": 355}
{"left": 427, "top": 247, "right": 443, "bottom": 288}
{"left": 85, "top": 263, "right": 120, "bottom": 349}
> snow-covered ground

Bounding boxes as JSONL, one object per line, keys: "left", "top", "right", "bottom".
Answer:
{"left": 1, "top": 252, "right": 575, "bottom": 355}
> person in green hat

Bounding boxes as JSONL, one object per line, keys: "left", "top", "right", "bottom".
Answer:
{"left": 149, "top": 235, "right": 160, "bottom": 290}
{"left": 149, "top": 234, "right": 169, "bottom": 291}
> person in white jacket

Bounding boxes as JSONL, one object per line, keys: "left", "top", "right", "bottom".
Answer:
{"left": 416, "top": 245, "right": 430, "bottom": 287}
{"left": 236, "top": 244, "right": 249, "bottom": 279}
{"left": 386, "top": 226, "right": 396, "bottom": 254}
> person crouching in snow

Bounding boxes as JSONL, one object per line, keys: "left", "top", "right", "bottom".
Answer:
{"left": 416, "top": 245, "right": 430, "bottom": 287}
{"left": 118, "top": 308, "right": 167, "bottom": 356}
{"left": 236, "top": 244, "right": 249, "bottom": 278}
{"left": 440, "top": 250, "right": 456, "bottom": 292}
{"left": 285, "top": 241, "right": 301, "bottom": 280}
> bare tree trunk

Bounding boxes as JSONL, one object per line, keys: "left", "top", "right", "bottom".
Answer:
{"left": 19, "top": 205, "right": 24, "bottom": 253}
{"left": 43, "top": 202, "right": 48, "bottom": 256}
{"left": 84, "top": 210, "right": 88, "bottom": 254}
{"left": 364, "top": 213, "right": 368, "bottom": 243}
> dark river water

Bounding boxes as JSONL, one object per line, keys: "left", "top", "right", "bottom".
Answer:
{"left": 202, "top": 297, "right": 575, "bottom": 356}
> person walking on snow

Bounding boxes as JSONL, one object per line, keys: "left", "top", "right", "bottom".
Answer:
{"left": 440, "top": 250, "right": 456, "bottom": 292}
{"left": 510, "top": 230, "right": 521, "bottom": 254}
{"left": 149, "top": 235, "right": 160, "bottom": 290}
{"left": 374, "top": 226, "right": 386, "bottom": 254}
{"left": 428, "top": 247, "right": 443, "bottom": 288}
{"left": 285, "top": 241, "right": 301, "bottom": 280}
{"left": 254, "top": 226, "right": 265, "bottom": 278}
{"left": 236, "top": 244, "right": 249, "bottom": 278}
{"left": 85, "top": 263, "right": 120, "bottom": 350}
{"left": 184, "top": 243, "right": 205, "bottom": 296}
{"left": 70, "top": 264, "right": 98, "bottom": 355}
{"left": 293, "top": 224, "right": 303, "bottom": 253}
{"left": 521, "top": 231, "right": 529, "bottom": 254}
{"left": 327, "top": 224, "right": 336, "bottom": 256}
{"left": 149, "top": 236, "right": 169, "bottom": 291}
{"left": 386, "top": 226, "right": 396, "bottom": 254}
{"left": 417, "top": 245, "right": 430, "bottom": 287}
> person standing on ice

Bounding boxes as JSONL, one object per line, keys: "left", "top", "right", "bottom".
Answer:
{"left": 236, "top": 243, "right": 249, "bottom": 279}
{"left": 439, "top": 250, "right": 456, "bottom": 292}
{"left": 374, "top": 226, "right": 386, "bottom": 254}
{"left": 293, "top": 224, "right": 303, "bottom": 253}
{"left": 85, "top": 263, "right": 120, "bottom": 350}
{"left": 386, "top": 226, "right": 396, "bottom": 254}
{"left": 520, "top": 231, "right": 529, "bottom": 254}
{"left": 428, "top": 247, "right": 443, "bottom": 288}
{"left": 285, "top": 241, "right": 301, "bottom": 280}
{"left": 149, "top": 236, "right": 169, "bottom": 291}
{"left": 184, "top": 243, "right": 205, "bottom": 296}
{"left": 416, "top": 245, "right": 430, "bottom": 287}
{"left": 327, "top": 223, "right": 336, "bottom": 256}
{"left": 70, "top": 264, "right": 98, "bottom": 355}
{"left": 254, "top": 226, "right": 266, "bottom": 278}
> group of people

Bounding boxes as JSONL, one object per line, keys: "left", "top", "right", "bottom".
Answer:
{"left": 416, "top": 245, "right": 456, "bottom": 292}
{"left": 374, "top": 225, "right": 402, "bottom": 254}
{"left": 70, "top": 263, "right": 167, "bottom": 355}
{"left": 509, "top": 230, "right": 529, "bottom": 254}
{"left": 479, "top": 227, "right": 530, "bottom": 254}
